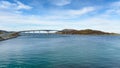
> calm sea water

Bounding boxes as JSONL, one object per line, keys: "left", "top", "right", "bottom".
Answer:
{"left": 0, "top": 34, "right": 120, "bottom": 68}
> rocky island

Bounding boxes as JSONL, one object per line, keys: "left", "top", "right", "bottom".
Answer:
{"left": 56, "top": 29, "right": 118, "bottom": 35}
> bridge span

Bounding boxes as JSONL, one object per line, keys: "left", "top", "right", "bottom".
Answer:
{"left": 18, "top": 30, "right": 60, "bottom": 34}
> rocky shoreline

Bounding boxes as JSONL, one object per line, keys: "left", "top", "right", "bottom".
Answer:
{"left": 0, "top": 32, "right": 19, "bottom": 41}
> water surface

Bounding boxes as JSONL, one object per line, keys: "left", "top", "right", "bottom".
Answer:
{"left": 0, "top": 34, "right": 120, "bottom": 68}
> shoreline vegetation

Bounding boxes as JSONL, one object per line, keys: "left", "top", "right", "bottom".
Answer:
{"left": 56, "top": 29, "right": 119, "bottom": 35}
{"left": 0, "top": 29, "right": 119, "bottom": 41}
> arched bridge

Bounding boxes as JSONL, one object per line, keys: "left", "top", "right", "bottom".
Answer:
{"left": 18, "top": 30, "right": 60, "bottom": 34}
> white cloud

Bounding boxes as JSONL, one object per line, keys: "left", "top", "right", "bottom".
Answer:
{"left": 0, "top": 11, "right": 64, "bottom": 27}
{"left": 0, "top": 0, "right": 32, "bottom": 12}
{"left": 69, "top": 7, "right": 95, "bottom": 16}
{"left": 70, "top": 17, "right": 120, "bottom": 33}
{"left": 43, "top": 7, "right": 95, "bottom": 19}
{"left": 111, "top": 1, "right": 120, "bottom": 7}
{"left": 15, "top": 0, "right": 32, "bottom": 10}
{"left": 0, "top": 12, "right": 61, "bottom": 31}
{"left": 0, "top": 1, "right": 16, "bottom": 9}
{"left": 105, "top": 1, "right": 120, "bottom": 15}
{"left": 0, "top": 10, "right": 120, "bottom": 33}
{"left": 50, "top": 0, "right": 71, "bottom": 6}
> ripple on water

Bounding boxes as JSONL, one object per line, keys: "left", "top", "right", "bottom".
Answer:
{"left": 0, "top": 34, "right": 120, "bottom": 68}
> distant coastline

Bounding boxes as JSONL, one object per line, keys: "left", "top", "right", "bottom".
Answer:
{"left": 56, "top": 29, "right": 119, "bottom": 35}
{"left": 0, "top": 29, "right": 119, "bottom": 41}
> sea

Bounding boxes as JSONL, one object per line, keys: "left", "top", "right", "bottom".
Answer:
{"left": 0, "top": 33, "right": 120, "bottom": 68}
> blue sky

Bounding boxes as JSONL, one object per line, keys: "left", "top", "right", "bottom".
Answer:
{"left": 0, "top": 0, "right": 120, "bottom": 33}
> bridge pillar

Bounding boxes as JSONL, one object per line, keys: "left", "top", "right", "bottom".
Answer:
{"left": 39, "top": 31, "right": 40, "bottom": 33}
{"left": 33, "top": 31, "right": 35, "bottom": 33}
{"left": 46, "top": 31, "right": 50, "bottom": 34}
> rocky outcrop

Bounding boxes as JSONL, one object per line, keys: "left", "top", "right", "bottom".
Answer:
{"left": 0, "top": 30, "right": 8, "bottom": 34}
{"left": 0, "top": 37, "right": 3, "bottom": 41}
{"left": 0, "top": 30, "right": 19, "bottom": 41}
{"left": 56, "top": 29, "right": 118, "bottom": 35}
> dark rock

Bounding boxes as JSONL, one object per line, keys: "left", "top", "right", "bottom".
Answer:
{"left": 0, "top": 37, "right": 4, "bottom": 41}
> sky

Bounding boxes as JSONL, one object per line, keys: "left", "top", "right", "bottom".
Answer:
{"left": 0, "top": 0, "right": 120, "bottom": 33}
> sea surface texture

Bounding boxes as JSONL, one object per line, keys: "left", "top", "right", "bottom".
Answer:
{"left": 0, "top": 34, "right": 120, "bottom": 68}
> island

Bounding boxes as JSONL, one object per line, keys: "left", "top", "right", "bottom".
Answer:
{"left": 56, "top": 29, "right": 118, "bottom": 35}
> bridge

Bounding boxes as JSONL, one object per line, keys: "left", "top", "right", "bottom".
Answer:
{"left": 18, "top": 30, "right": 60, "bottom": 34}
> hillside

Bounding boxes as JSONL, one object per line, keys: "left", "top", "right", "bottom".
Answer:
{"left": 56, "top": 29, "right": 118, "bottom": 35}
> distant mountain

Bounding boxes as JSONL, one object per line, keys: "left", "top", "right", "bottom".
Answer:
{"left": 56, "top": 29, "right": 118, "bottom": 35}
